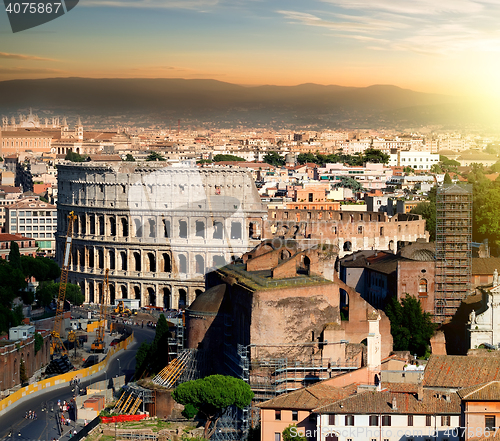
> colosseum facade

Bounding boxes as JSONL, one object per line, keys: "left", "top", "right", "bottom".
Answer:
{"left": 56, "top": 163, "right": 267, "bottom": 309}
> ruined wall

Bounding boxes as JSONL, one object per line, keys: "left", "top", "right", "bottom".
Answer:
{"left": 0, "top": 331, "right": 51, "bottom": 391}
{"left": 398, "top": 260, "right": 435, "bottom": 315}
{"left": 264, "top": 209, "right": 428, "bottom": 257}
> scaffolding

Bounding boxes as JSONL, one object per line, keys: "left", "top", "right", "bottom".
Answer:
{"left": 435, "top": 184, "right": 473, "bottom": 323}
{"left": 113, "top": 383, "right": 155, "bottom": 414}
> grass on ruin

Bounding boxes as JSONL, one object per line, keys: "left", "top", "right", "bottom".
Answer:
{"left": 118, "top": 420, "right": 172, "bottom": 431}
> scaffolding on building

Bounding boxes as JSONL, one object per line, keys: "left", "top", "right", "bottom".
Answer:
{"left": 222, "top": 313, "right": 359, "bottom": 439}
{"left": 113, "top": 383, "right": 154, "bottom": 414}
{"left": 435, "top": 183, "right": 473, "bottom": 323}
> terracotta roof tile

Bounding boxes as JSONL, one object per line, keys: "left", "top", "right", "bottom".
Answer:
{"left": 457, "top": 381, "right": 500, "bottom": 401}
{"left": 314, "top": 389, "right": 460, "bottom": 415}
{"left": 258, "top": 382, "right": 356, "bottom": 410}
{"left": 424, "top": 355, "right": 500, "bottom": 388}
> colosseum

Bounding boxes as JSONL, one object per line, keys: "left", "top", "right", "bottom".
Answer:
{"left": 56, "top": 162, "right": 267, "bottom": 308}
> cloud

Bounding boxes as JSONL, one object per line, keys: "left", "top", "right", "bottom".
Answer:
{"left": 319, "top": 0, "right": 485, "bottom": 16}
{"left": 277, "top": 10, "right": 405, "bottom": 33}
{"left": 0, "top": 52, "right": 56, "bottom": 61}
{"left": 82, "top": 0, "right": 219, "bottom": 10}
{"left": 0, "top": 67, "right": 65, "bottom": 74}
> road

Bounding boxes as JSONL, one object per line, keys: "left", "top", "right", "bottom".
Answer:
{"left": 0, "top": 326, "right": 155, "bottom": 441}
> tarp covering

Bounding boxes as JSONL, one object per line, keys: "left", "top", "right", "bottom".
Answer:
{"left": 100, "top": 414, "right": 147, "bottom": 423}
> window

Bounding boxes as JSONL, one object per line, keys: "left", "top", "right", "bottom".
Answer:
{"left": 345, "top": 415, "right": 354, "bottom": 426}
{"left": 292, "top": 410, "right": 298, "bottom": 421}
{"left": 328, "top": 414, "right": 335, "bottom": 425}
{"left": 382, "top": 415, "right": 391, "bottom": 426}
{"left": 369, "top": 415, "right": 379, "bottom": 426}
{"left": 426, "top": 415, "right": 432, "bottom": 426}
{"left": 275, "top": 410, "right": 281, "bottom": 421}
{"left": 275, "top": 433, "right": 281, "bottom": 441}
{"left": 486, "top": 416, "right": 496, "bottom": 431}
{"left": 441, "top": 415, "right": 450, "bottom": 426}
{"left": 419, "top": 279, "right": 428, "bottom": 295}
{"left": 408, "top": 415, "right": 413, "bottom": 426}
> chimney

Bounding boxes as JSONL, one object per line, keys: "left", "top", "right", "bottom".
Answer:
{"left": 417, "top": 382, "right": 424, "bottom": 401}
{"left": 392, "top": 397, "right": 397, "bottom": 410}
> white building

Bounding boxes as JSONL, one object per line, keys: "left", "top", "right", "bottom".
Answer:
{"left": 314, "top": 388, "right": 460, "bottom": 441}
{"left": 5, "top": 197, "right": 57, "bottom": 255}
{"left": 9, "top": 325, "right": 35, "bottom": 341}
{"left": 388, "top": 151, "right": 440, "bottom": 170}
{"left": 469, "top": 269, "right": 500, "bottom": 349}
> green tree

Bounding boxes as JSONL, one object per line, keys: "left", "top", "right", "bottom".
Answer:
{"left": 475, "top": 186, "right": 500, "bottom": 248}
{"left": 410, "top": 202, "right": 436, "bottom": 241}
{"left": 124, "top": 153, "right": 135, "bottom": 162}
{"left": 263, "top": 151, "right": 285, "bottom": 167}
{"left": 34, "top": 332, "right": 43, "bottom": 354}
{"left": 20, "top": 358, "right": 28, "bottom": 384}
{"left": 283, "top": 425, "right": 307, "bottom": 441}
{"left": 385, "top": 294, "right": 436, "bottom": 357}
{"left": 363, "top": 148, "right": 389, "bottom": 164}
{"left": 403, "top": 166, "right": 414, "bottom": 174}
{"left": 146, "top": 151, "right": 166, "bottom": 161}
{"left": 36, "top": 281, "right": 83, "bottom": 307}
{"left": 65, "top": 151, "right": 86, "bottom": 162}
{"left": 334, "top": 176, "right": 364, "bottom": 191}
{"left": 439, "top": 156, "right": 460, "bottom": 173}
{"left": 429, "top": 164, "right": 443, "bottom": 174}
{"left": 172, "top": 375, "right": 254, "bottom": 439}
{"left": 9, "top": 241, "right": 22, "bottom": 270}
{"left": 297, "top": 152, "right": 317, "bottom": 165}
{"left": 443, "top": 172, "right": 452, "bottom": 184}
{"left": 134, "top": 341, "right": 151, "bottom": 379}
{"left": 182, "top": 403, "right": 199, "bottom": 419}
{"left": 212, "top": 154, "right": 246, "bottom": 162}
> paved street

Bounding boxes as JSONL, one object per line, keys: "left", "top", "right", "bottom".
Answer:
{"left": 0, "top": 326, "right": 155, "bottom": 441}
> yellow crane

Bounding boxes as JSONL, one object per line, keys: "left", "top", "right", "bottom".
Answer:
{"left": 91, "top": 268, "right": 109, "bottom": 353}
{"left": 51, "top": 211, "right": 77, "bottom": 355}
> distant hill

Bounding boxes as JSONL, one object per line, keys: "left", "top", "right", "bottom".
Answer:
{"left": 0, "top": 77, "right": 471, "bottom": 128}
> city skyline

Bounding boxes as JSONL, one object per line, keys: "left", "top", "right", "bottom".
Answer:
{"left": 1, "top": 0, "right": 500, "bottom": 100}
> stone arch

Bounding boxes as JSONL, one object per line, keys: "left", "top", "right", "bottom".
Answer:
{"left": 213, "top": 221, "right": 223, "bottom": 239}
{"left": 89, "top": 282, "right": 95, "bottom": 303}
{"left": 121, "top": 217, "right": 128, "bottom": 237}
{"left": 90, "top": 214, "right": 96, "bottom": 235}
{"left": 134, "top": 286, "right": 141, "bottom": 300}
{"left": 99, "top": 216, "right": 105, "bottom": 235}
{"left": 388, "top": 240, "right": 395, "bottom": 252}
{"left": 179, "top": 220, "right": 188, "bottom": 238}
{"left": 178, "top": 254, "right": 187, "bottom": 274}
{"left": 195, "top": 220, "right": 205, "bottom": 238}
{"left": 195, "top": 255, "right": 204, "bottom": 274}
{"left": 147, "top": 287, "right": 156, "bottom": 306}
{"left": 109, "top": 284, "right": 116, "bottom": 305}
{"left": 147, "top": 252, "right": 156, "bottom": 272}
{"left": 280, "top": 249, "right": 291, "bottom": 260}
{"left": 134, "top": 252, "right": 141, "bottom": 271}
{"left": 121, "top": 285, "right": 128, "bottom": 299}
{"left": 109, "top": 217, "right": 116, "bottom": 237}
{"left": 98, "top": 249, "right": 104, "bottom": 269}
{"left": 162, "top": 253, "right": 171, "bottom": 272}
{"left": 163, "top": 287, "right": 171, "bottom": 309}
{"left": 109, "top": 250, "right": 115, "bottom": 270}
{"left": 340, "top": 288, "right": 349, "bottom": 320}
{"left": 98, "top": 282, "right": 104, "bottom": 304}
{"left": 134, "top": 218, "right": 142, "bottom": 238}
{"left": 343, "top": 241, "right": 352, "bottom": 252}
{"left": 213, "top": 255, "right": 225, "bottom": 268}
{"left": 195, "top": 289, "right": 204, "bottom": 298}
{"left": 88, "top": 247, "right": 94, "bottom": 268}
{"left": 249, "top": 221, "right": 260, "bottom": 239}
{"left": 80, "top": 216, "right": 86, "bottom": 235}
{"left": 148, "top": 218, "right": 156, "bottom": 238}
{"left": 120, "top": 251, "right": 127, "bottom": 270}
{"left": 231, "top": 221, "right": 242, "bottom": 239}
{"left": 178, "top": 289, "right": 187, "bottom": 309}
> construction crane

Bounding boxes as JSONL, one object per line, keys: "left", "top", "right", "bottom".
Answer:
{"left": 51, "top": 211, "right": 77, "bottom": 356}
{"left": 91, "top": 268, "right": 109, "bottom": 353}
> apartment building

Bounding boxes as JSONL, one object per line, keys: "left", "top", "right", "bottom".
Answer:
{"left": 388, "top": 151, "right": 440, "bottom": 170}
{"left": 5, "top": 197, "right": 57, "bottom": 255}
